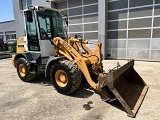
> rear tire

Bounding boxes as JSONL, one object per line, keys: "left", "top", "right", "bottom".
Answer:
{"left": 16, "top": 58, "right": 35, "bottom": 82}
{"left": 50, "top": 60, "right": 82, "bottom": 95}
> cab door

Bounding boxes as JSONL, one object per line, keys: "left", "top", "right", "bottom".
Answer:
{"left": 25, "top": 10, "right": 40, "bottom": 52}
{"left": 37, "top": 14, "right": 55, "bottom": 57}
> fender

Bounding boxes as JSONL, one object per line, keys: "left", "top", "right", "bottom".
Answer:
{"left": 45, "top": 56, "right": 64, "bottom": 77}
{"left": 12, "top": 52, "right": 41, "bottom": 67}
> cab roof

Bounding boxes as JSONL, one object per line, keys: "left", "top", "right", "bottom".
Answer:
{"left": 23, "top": 6, "right": 62, "bottom": 13}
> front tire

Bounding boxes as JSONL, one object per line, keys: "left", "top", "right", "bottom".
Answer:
{"left": 50, "top": 60, "right": 82, "bottom": 95}
{"left": 16, "top": 58, "right": 35, "bottom": 82}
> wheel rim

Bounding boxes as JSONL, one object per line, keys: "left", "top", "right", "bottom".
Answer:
{"left": 55, "top": 70, "right": 68, "bottom": 87}
{"left": 19, "top": 64, "right": 26, "bottom": 77}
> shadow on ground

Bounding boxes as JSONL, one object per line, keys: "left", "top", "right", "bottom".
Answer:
{"left": 30, "top": 72, "right": 52, "bottom": 85}
{"left": 71, "top": 79, "right": 94, "bottom": 98}
{"left": 29, "top": 72, "right": 94, "bottom": 98}
{"left": 29, "top": 72, "right": 125, "bottom": 113}
{"left": 108, "top": 100, "right": 125, "bottom": 112}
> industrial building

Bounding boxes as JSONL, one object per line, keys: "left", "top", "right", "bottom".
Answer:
{"left": 0, "top": 0, "right": 160, "bottom": 61}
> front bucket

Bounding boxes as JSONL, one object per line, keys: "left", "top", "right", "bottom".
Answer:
{"left": 98, "top": 60, "right": 148, "bottom": 117}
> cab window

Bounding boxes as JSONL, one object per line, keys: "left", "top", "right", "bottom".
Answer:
{"left": 26, "top": 11, "right": 38, "bottom": 40}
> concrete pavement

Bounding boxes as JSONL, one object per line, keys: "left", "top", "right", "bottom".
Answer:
{"left": 0, "top": 58, "right": 160, "bottom": 120}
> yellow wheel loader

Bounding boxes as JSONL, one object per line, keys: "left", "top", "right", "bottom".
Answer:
{"left": 12, "top": 6, "right": 148, "bottom": 117}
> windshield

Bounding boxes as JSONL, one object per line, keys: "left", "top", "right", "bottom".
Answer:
{"left": 37, "top": 9, "right": 65, "bottom": 40}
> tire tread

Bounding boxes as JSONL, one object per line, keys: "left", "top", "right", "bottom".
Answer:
{"left": 17, "top": 58, "right": 35, "bottom": 82}
{"left": 50, "top": 60, "right": 81, "bottom": 95}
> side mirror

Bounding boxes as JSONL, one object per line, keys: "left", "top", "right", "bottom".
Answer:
{"left": 60, "top": 11, "right": 66, "bottom": 16}
{"left": 26, "top": 11, "right": 33, "bottom": 22}
{"left": 60, "top": 11, "right": 69, "bottom": 27}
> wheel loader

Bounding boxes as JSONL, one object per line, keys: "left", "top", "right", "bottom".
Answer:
{"left": 12, "top": 6, "right": 148, "bottom": 117}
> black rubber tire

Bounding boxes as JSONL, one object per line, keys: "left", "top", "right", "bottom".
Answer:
{"left": 50, "top": 60, "right": 82, "bottom": 95}
{"left": 16, "top": 58, "right": 35, "bottom": 82}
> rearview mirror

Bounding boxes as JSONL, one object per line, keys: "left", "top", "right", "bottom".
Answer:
{"left": 26, "top": 11, "right": 33, "bottom": 22}
{"left": 60, "top": 11, "right": 66, "bottom": 16}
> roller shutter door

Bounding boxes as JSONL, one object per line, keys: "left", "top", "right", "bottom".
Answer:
{"left": 54, "top": 0, "right": 98, "bottom": 50}
{"left": 107, "top": 0, "right": 160, "bottom": 61}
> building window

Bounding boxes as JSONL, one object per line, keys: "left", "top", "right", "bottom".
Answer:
{"left": 0, "top": 33, "right": 4, "bottom": 39}
{"left": 19, "top": 0, "right": 23, "bottom": 10}
{"left": 19, "top": 0, "right": 32, "bottom": 10}
{"left": 5, "top": 32, "right": 17, "bottom": 41}
{"left": 27, "top": 0, "right": 32, "bottom": 7}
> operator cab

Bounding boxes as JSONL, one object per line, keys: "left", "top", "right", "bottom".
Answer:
{"left": 24, "top": 6, "right": 66, "bottom": 57}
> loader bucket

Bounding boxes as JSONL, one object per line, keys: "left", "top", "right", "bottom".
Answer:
{"left": 98, "top": 60, "right": 148, "bottom": 117}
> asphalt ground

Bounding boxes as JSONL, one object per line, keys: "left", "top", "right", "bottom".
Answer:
{"left": 0, "top": 58, "right": 160, "bottom": 120}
